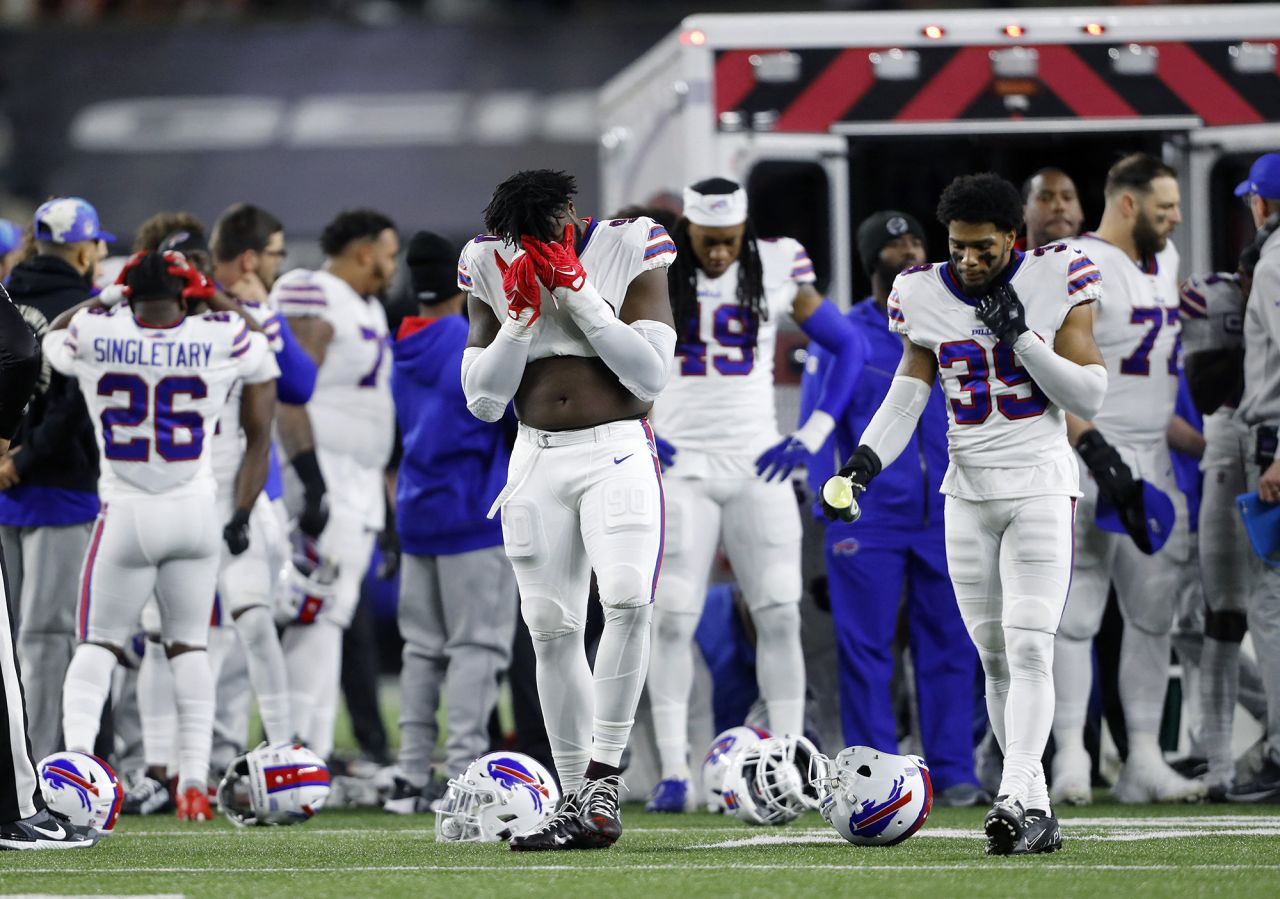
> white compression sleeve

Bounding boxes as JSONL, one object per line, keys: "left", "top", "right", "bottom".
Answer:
{"left": 559, "top": 281, "right": 675, "bottom": 402}
{"left": 461, "top": 315, "right": 533, "bottom": 422}
{"left": 1012, "top": 331, "right": 1108, "bottom": 420}
{"left": 858, "top": 375, "right": 931, "bottom": 469}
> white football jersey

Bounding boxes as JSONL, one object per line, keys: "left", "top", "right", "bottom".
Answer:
{"left": 889, "top": 244, "right": 1101, "bottom": 498}
{"left": 271, "top": 268, "right": 394, "bottom": 470}
{"left": 458, "top": 216, "right": 675, "bottom": 363}
{"left": 1179, "top": 272, "right": 1244, "bottom": 357}
{"left": 211, "top": 299, "right": 283, "bottom": 491}
{"left": 44, "top": 306, "right": 277, "bottom": 501}
{"left": 1073, "top": 234, "right": 1180, "bottom": 448}
{"left": 650, "top": 237, "right": 815, "bottom": 468}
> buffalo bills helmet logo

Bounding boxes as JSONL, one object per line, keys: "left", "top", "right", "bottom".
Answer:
{"left": 849, "top": 774, "right": 912, "bottom": 839}
{"left": 487, "top": 757, "right": 551, "bottom": 813}
{"left": 41, "top": 758, "right": 96, "bottom": 812}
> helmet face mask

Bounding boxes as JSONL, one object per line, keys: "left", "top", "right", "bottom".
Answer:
{"left": 722, "top": 735, "right": 820, "bottom": 826}
{"left": 813, "top": 746, "right": 933, "bottom": 847}
{"left": 217, "top": 742, "right": 331, "bottom": 827}
{"left": 434, "top": 752, "right": 560, "bottom": 843}
{"left": 701, "top": 725, "right": 772, "bottom": 813}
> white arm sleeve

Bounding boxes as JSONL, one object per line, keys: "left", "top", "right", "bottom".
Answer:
{"left": 1012, "top": 331, "right": 1108, "bottom": 420}
{"left": 560, "top": 281, "right": 675, "bottom": 402}
{"left": 859, "top": 375, "right": 931, "bottom": 469}
{"left": 461, "top": 318, "right": 532, "bottom": 422}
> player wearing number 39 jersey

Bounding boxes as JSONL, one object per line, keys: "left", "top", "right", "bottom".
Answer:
{"left": 822, "top": 174, "right": 1108, "bottom": 856}
{"left": 43, "top": 251, "right": 278, "bottom": 822}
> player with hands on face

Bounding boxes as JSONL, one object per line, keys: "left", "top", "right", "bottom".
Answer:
{"left": 823, "top": 172, "right": 1108, "bottom": 855}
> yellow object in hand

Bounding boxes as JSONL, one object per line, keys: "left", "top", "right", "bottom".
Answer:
{"left": 821, "top": 475, "right": 861, "bottom": 522}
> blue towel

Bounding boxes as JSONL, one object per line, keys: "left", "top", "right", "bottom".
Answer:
{"left": 1236, "top": 491, "right": 1280, "bottom": 568}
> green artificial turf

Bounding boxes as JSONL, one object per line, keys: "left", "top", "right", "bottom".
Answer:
{"left": 3, "top": 802, "right": 1279, "bottom": 898}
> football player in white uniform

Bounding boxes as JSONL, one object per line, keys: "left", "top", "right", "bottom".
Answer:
{"left": 46, "top": 251, "right": 277, "bottom": 821}
{"left": 644, "top": 177, "right": 857, "bottom": 812}
{"left": 461, "top": 169, "right": 676, "bottom": 849}
{"left": 821, "top": 173, "right": 1108, "bottom": 855}
{"left": 1052, "top": 154, "right": 1206, "bottom": 805}
{"left": 272, "top": 210, "right": 398, "bottom": 761}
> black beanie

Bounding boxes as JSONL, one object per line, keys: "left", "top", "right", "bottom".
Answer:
{"left": 856, "top": 211, "right": 926, "bottom": 276}
{"left": 407, "top": 230, "right": 460, "bottom": 304}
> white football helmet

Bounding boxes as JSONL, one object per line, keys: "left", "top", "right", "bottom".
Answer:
{"left": 435, "top": 752, "right": 560, "bottom": 842}
{"left": 701, "top": 725, "right": 772, "bottom": 813}
{"left": 217, "top": 742, "right": 331, "bottom": 826}
{"left": 811, "top": 745, "right": 933, "bottom": 846}
{"left": 37, "top": 752, "right": 121, "bottom": 834}
{"left": 275, "top": 532, "right": 339, "bottom": 626}
{"left": 721, "top": 735, "right": 822, "bottom": 826}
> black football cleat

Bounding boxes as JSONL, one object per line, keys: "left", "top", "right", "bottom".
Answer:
{"left": 509, "top": 792, "right": 598, "bottom": 852}
{"left": 578, "top": 774, "right": 624, "bottom": 847}
{"left": 1011, "top": 808, "right": 1062, "bottom": 854}
{"left": 0, "top": 810, "right": 100, "bottom": 851}
{"left": 984, "top": 795, "right": 1026, "bottom": 856}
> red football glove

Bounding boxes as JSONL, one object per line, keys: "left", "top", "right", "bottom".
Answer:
{"left": 164, "top": 251, "right": 216, "bottom": 304}
{"left": 114, "top": 251, "right": 146, "bottom": 286}
{"left": 523, "top": 224, "right": 587, "bottom": 292}
{"left": 494, "top": 250, "right": 542, "bottom": 325}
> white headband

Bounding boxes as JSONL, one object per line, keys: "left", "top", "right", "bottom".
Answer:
{"left": 683, "top": 184, "right": 748, "bottom": 227}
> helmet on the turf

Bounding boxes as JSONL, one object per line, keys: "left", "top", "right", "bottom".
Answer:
{"left": 435, "top": 752, "right": 560, "bottom": 842}
{"left": 721, "top": 735, "right": 821, "bottom": 826}
{"left": 37, "top": 751, "right": 122, "bottom": 834}
{"left": 701, "top": 725, "right": 772, "bottom": 813}
{"left": 811, "top": 745, "right": 933, "bottom": 846}
{"left": 217, "top": 742, "right": 331, "bottom": 826}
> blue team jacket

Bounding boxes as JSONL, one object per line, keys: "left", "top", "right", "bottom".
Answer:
{"left": 391, "top": 315, "right": 509, "bottom": 556}
{"left": 800, "top": 298, "right": 950, "bottom": 532}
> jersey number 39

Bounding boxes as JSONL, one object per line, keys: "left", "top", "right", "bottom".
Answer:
{"left": 938, "top": 339, "right": 1048, "bottom": 424}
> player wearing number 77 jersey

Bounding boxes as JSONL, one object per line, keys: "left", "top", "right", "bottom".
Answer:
{"left": 43, "top": 251, "right": 278, "bottom": 821}
{"left": 821, "top": 173, "right": 1108, "bottom": 856}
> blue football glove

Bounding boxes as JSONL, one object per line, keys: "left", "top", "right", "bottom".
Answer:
{"left": 653, "top": 434, "right": 677, "bottom": 470}
{"left": 755, "top": 436, "right": 810, "bottom": 482}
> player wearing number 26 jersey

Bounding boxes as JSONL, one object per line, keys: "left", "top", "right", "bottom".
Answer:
{"left": 822, "top": 174, "right": 1108, "bottom": 856}
{"left": 44, "top": 251, "right": 277, "bottom": 821}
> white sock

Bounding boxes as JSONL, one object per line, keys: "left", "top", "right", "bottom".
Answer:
{"left": 998, "top": 628, "right": 1056, "bottom": 805}
{"left": 1051, "top": 633, "right": 1092, "bottom": 755}
{"left": 1127, "top": 730, "right": 1165, "bottom": 761}
{"left": 234, "top": 606, "right": 292, "bottom": 743}
{"left": 138, "top": 640, "right": 177, "bottom": 771}
{"left": 753, "top": 603, "right": 806, "bottom": 737}
{"left": 62, "top": 644, "right": 117, "bottom": 754}
{"left": 169, "top": 650, "right": 214, "bottom": 790}
{"left": 646, "top": 608, "right": 698, "bottom": 779}
{"left": 1120, "top": 627, "right": 1171, "bottom": 737}
{"left": 591, "top": 604, "right": 652, "bottom": 768}
{"left": 282, "top": 619, "right": 343, "bottom": 754}
{"left": 530, "top": 626, "right": 593, "bottom": 796}
{"left": 1200, "top": 635, "right": 1241, "bottom": 785}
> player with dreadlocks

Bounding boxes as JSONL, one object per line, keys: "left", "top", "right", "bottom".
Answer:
{"left": 644, "top": 177, "right": 859, "bottom": 813}
{"left": 459, "top": 169, "right": 677, "bottom": 850}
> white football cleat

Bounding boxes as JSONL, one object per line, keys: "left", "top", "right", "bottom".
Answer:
{"left": 1049, "top": 744, "right": 1092, "bottom": 806}
{"left": 1112, "top": 754, "right": 1207, "bottom": 804}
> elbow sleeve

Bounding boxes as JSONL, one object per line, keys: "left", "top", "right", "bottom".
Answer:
{"left": 461, "top": 338, "right": 527, "bottom": 422}
{"left": 859, "top": 375, "right": 931, "bottom": 468}
{"left": 610, "top": 320, "right": 676, "bottom": 402}
{"left": 1013, "top": 332, "right": 1109, "bottom": 420}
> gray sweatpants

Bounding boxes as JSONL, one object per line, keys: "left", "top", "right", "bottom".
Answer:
{"left": 397, "top": 545, "right": 517, "bottom": 780}
{"left": 1, "top": 522, "right": 92, "bottom": 760}
{"left": 1245, "top": 457, "right": 1280, "bottom": 766}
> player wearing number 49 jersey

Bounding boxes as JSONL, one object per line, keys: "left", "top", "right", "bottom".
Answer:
{"left": 822, "top": 173, "right": 1108, "bottom": 856}
{"left": 44, "top": 251, "right": 278, "bottom": 822}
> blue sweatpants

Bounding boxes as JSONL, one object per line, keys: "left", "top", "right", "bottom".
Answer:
{"left": 825, "top": 521, "right": 980, "bottom": 791}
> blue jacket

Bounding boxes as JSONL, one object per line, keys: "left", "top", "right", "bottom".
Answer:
{"left": 391, "top": 315, "right": 509, "bottom": 555}
{"left": 800, "top": 298, "right": 949, "bottom": 531}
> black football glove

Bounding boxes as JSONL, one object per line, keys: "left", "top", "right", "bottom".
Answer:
{"left": 820, "top": 445, "right": 882, "bottom": 522}
{"left": 223, "top": 507, "right": 252, "bottom": 556}
{"left": 376, "top": 526, "right": 400, "bottom": 580}
{"left": 976, "top": 282, "right": 1029, "bottom": 345}
{"left": 1077, "top": 429, "right": 1158, "bottom": 552}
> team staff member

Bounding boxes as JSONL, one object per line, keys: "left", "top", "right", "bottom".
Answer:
{"left": 1022, "top": 168, "right": 1085, "bottom": 250}
{"left": 800, "top": 211, "right": 987, "bottom": 807}
{"left": 1233, "top": 152, "right": 1280, "bottom": 802}
{"left": 383, "top": 231, "right": 517, "bottom": 814}
{"left": 0, "top": 198, "right": 109, "bottom": 760}
{"left": 0, "top": 281, "right": 98, "bottom": 849}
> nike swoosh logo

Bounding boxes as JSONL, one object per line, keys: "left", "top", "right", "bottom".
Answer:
{"left": 32, "top": 821, "right": 66, "bottom": 839}
{"left": 613, "top": 454, "right": 633, "bottom": 465}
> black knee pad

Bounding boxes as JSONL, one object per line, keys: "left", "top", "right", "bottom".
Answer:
{"left": 1205, "top": 609, "right": 1247, "bottom": 643}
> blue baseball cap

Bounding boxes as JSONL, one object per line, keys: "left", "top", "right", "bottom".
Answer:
{"left": 33, "top": 197, "right": 115, "bottom": 245}
{"left": 1095, "top": 481, "right": 1176, "bottom": 555}
{"left": 0, "top": 219, "right": 21, "bottom": 255}
{"left": 1234, "top": 153, "right": 1280, "bottom": 199}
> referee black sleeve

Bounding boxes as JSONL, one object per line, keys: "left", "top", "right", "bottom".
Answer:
{"left": 0, "top": 284, "right": 42, "bottom": 442}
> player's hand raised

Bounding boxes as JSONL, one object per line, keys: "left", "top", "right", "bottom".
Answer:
{"left": 523, "top": 224, "right": 588, "bottom": 293}
{"left": 163, "top": 251, "right": 216, "bottom": 305}
{"left": 977, "top": 283, "right": 1028, "bottom": 345}
{"left": 494, "top": 250, "right": 542, "bottom": 328}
